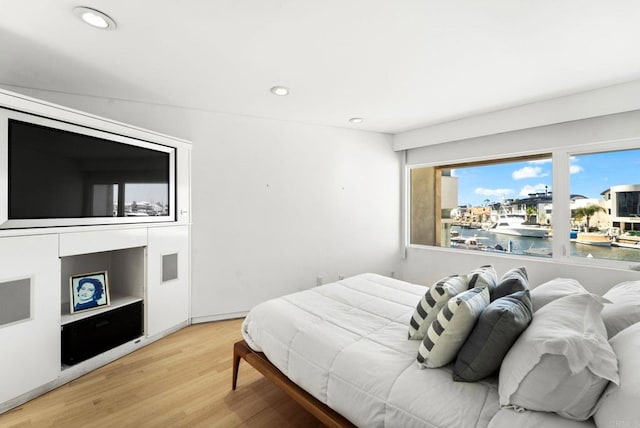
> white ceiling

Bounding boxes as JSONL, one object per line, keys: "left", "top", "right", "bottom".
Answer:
{"left": 2, "top": 1, "right": 640, "bottom": 134}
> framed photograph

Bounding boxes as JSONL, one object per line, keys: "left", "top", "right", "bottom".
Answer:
{"left": 69, "top": 271, "right": 110, "bottom": 314}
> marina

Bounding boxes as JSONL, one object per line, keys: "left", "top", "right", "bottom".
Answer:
{"left": 449, "top": 226, "right": 640, "bottom": 261}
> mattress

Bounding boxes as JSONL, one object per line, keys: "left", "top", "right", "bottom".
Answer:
{"left": 242, "top": 273, "right": 500, "bottom": 428}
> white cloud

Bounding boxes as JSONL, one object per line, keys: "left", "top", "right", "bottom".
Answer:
{"left": 512, "top": 166, "right": 548, "bottom": 180}
{"left": 569, "top": 164, "right": 583, "bottom": 174}
{"left": 569, "top": 157, "right": 583, "bottom": 174}
{"left": 475, "top": 187, "right": 514, "bottom": 197}
{"left": 519, "top": 183, "right": 549, "bottom": 197}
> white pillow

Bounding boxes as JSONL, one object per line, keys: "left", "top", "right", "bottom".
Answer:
{"left": 601, "top": 280, "right": 640, "bottom": 338}
{"left": 594, "top": 322, "right": 640, "bottom": 426}
{"left": 499, "top": 293, "right": 619, "bottom": 421}
{"left": 529, "top": 277, "right": 588, "bottom": 312}
{"left": 408, "top": 275, "right": 468, "bottom": 340}
{"left": 488, "top": 408, "right": 596, "bottom": 428}
{"left": 417, "top": 286, "right": 490, "bottom": 368}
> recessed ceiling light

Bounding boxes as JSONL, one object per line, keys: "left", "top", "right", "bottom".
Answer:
{"left": 349, "top": 117, "right": 364, "bottom": 124}
{"left": 270, "top": 86, "right": 290, "bottom": 96}
{"left": 73, "top": 7, "right": 117, "bottom": 30}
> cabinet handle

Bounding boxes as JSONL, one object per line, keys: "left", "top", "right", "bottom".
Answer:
{"left": 95, "top": 320, "right": 110, "bottom": 328}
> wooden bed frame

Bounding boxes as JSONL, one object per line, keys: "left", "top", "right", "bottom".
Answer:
{"left": 232, "top": 340, "right": 355, "bottom": 428}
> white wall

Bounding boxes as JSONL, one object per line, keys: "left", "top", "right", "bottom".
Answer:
{"left": 5, "top": 87, "right": 402, "bottom": 321}
{"left": 187, "top": 112, "right": 401, "bottom": 320}
{"left": 402, "top": 247, "right": 640, "bottom": 297}
{"left": 394, "top": 79, "right": 640, "bottom": 151}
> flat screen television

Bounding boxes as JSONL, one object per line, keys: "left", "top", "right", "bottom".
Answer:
{"left": 0, "top": 110, "right": 175, "bottom": 229}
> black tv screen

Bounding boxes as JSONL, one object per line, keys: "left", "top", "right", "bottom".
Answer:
{"left": 8, "top": 119, "right": 172, "bottom": 221}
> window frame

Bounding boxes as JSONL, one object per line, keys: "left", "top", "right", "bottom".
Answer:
{"left": 405, "top": 137, "right": 640, "bottom": 270}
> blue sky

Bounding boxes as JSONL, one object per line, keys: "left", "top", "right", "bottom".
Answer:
{"left": 454, "top": 149, "right": 640, "bottom": 207}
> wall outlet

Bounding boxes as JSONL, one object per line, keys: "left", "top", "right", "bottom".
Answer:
{"left": 316, "top": 276, "right": 324, "bottom": 286}
{"left": 338, "top": 275, "right": 345, "bottom": 280}
{"left": 390, "top": 271, "right": 395, "bottom": 278}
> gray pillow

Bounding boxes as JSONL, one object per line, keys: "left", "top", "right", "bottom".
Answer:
{"left": 491, "top": 267, "right": 528, "bottom": 301}
{"left": 453, "top": 290, "right": 533, "bottom": 382}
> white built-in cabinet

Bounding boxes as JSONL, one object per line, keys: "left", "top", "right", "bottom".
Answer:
{"left": 147, "top": 226, "right": 190, "bottom": 337}
{"left": 0, "top": 234, "right": 60, "bottom": 405}
{"left": 0, "top": 89, "right": 192, "bottom": 413}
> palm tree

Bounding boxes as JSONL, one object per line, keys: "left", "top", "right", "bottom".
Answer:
{"left": 573, "top": 204, "right": 606, "bottom": 232}
{"left": 525, "top": 206, "right": 538, "bottom": 224}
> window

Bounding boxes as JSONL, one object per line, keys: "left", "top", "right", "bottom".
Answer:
{"left": 407, "top": 140, "right": 640, "bottom": 265}
{"left": 616, "top": 192, "right": 640, "bottom": 217}
{"left": 570, "top": 149, "right": 640, "bottom": 262}
{"left": 91, "top": 182, "right": 168, "bottom": 217}
{"left": 123, "top": 183, "right": 169, "bottom": 216}
{"left": 410, "top": 155, "right": 553, "bottom": 257}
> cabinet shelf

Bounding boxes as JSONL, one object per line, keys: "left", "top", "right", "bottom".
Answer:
{"left": 60, "top": 246, "right": 145, "bottom": 326}
{"left": 61, "top": 294, "right": 143, "bottom": 325}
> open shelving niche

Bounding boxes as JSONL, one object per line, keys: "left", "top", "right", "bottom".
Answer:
{"left": 60, "top": 246, "right": 146, "bottom": 368}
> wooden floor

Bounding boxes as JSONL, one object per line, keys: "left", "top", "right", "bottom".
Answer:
{"left": 0, "top": 319, "right": 323, "bottom": 428}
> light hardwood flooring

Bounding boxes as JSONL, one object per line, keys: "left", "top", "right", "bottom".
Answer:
{"left": 0, "top": 319, "right": 323, "bottom": 428}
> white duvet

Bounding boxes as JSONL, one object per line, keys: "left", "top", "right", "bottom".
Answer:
{"left": 242, "top": 273, "right": 500, "bottom": 428}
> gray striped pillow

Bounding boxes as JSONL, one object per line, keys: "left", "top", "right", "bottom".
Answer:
{"left": 467, "top": 265, "right": 497, "bottom": 291}
{"left": 417, "top": 286, "right": 490, "bottom": 368}
{"left": 408, "top": 275, "right": 468, "bottom": 340}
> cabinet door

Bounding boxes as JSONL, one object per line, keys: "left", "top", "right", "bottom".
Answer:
{"left": 0, "top": 234, "right": 60, "bottom": 404}
{"left": 147, "top": 225, "right": 190, "bottom": 336}
{"left": 176, "top": 145, "right": 191, "bottom": 224}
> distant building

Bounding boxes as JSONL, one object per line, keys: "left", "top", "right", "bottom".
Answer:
{"left": 492, "top": 193, "right": 590, "bottom": 226}
{"left": 570, "top": 196, "right": 609, "bottom": 231}
{"left": 510, "top": 192, "right": 553, "bottom": 224}
{"left": 601, "top": 185, "right": 640, "bottom": 232}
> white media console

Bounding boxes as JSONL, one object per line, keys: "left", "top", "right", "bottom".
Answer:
{"left": 0, "top": 88, "right": 192, "bottom": 413}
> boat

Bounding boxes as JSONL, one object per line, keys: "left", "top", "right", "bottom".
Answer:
{"left": 612, "top": 231, "right": 640, "bottom": 249}
{"left": 450, "top": 235, "right": 488, "bottom": 250}
{"left": 523, "top": 245, "right": 553, "bottom": 257}
{"left": 612, "top": 241, "right": 640, "bottom": 249}
{"left": 486, "top": 212, "right": 550, "bottom": 238}
{"left": 575, "top": 232, "right": 612, "bottom": 247}
{"left": 523, "top": 247, "right": 552, "bottom": 257}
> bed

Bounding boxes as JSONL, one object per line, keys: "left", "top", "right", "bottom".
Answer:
{"left": 234, "top": 272, "right": 636, "bottom": 427}
{"left": 235, "top": 273, "right": 500, "bottom": 427}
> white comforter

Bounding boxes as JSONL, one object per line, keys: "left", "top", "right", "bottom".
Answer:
{"left": 242, "top": 273, "right": 500, "bottom": 428}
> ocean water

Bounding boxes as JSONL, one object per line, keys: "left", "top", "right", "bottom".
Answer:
{"left": 450, "top": 226, "right": 640, "bottom": 262}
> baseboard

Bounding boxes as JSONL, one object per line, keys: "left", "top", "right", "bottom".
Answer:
{"left": 191, "top": 311, "right": 248, "bottom": 324}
